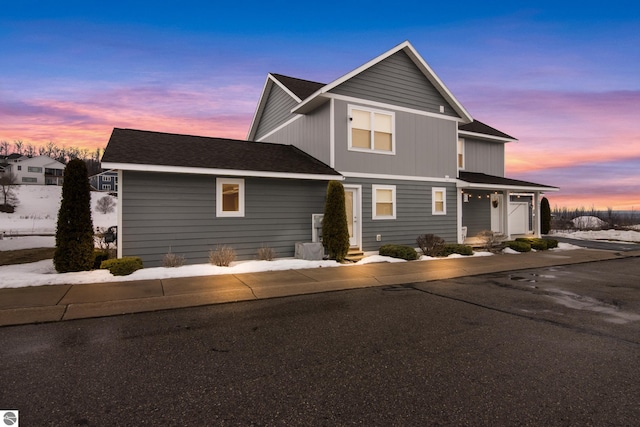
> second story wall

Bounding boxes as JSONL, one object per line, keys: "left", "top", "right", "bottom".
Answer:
{"left": 462, "top": 137, "right": 505, "bottom": 176}
{"left": 254, "top": 83, "right": 299, "bottom": 141}
{"left": 260, "top": 102, "right": 332, "bottom": 166}
{"left": 333, "top": 99, "right": 458, "bottom": 178}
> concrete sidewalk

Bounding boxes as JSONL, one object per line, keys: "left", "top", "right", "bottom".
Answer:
{"left": 1, "top": 248, "right": 638, "bottom": 327}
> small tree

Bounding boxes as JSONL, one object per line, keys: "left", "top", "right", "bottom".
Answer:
{"left": 95, "top": 195, "right": 116, "bottom": 214}
{"left": 540, "top": 197, "right": 551, "bottom": 235}
{"left": 321, "top": 181, "right": 350, "bottom": 262}
{"left": 0, "top": 172, "right": 19, "bottom": 212}
{"left": 54, "top": 159, "right": 95, "bottom": 272}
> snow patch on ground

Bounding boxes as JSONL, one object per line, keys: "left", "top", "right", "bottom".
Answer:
{"left": 552, "top": 229, "right": 640, "bottom": 243}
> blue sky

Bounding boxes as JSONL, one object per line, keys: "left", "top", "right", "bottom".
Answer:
{"left": 2, "top": 1, "right": 639, "bottom": 209}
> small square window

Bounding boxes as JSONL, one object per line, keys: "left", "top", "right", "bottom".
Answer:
{"left": 432, "top": 187, "right": 446, "bottom": 215}
{"left": 372, "top": 185, "right": 396, "bottom": 219}
{"left": 216, "top": 178, "right": 245, "bottom": 217}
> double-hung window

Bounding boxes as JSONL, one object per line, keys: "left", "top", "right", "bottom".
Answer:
{"left": 432, "top": 187, "right": 446, "bottom": 215}
{"left": 216, "top": 178, "right": 245, "bottom": 217}
{"left": 457, "top": 138, "right": 465, "bottom": 170}
{"left": 349, "top": 106, "right": 395, "bottom": 154}
{"left": 372, "top": 185, "right": 396, "bottom": 219}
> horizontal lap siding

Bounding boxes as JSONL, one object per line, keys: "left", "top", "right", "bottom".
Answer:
{"left": 344, "top": 177, "right": 458, "bottom": 251}
{"left": 122, "top": 171, "right": 327, "bottom": 267}
{"left": 462, "top": 193, "right": 491, "bottom": 236}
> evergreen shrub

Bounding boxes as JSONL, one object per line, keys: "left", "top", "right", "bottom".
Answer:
{"left": 379, "top": 244, "right": 419, "bottom": 261}
{"left": 54, "top": 159, "right": 94, "bottom": 272}
{"left": 507, "top": 241, "right": 531, "bottom": 252}
{"left": 541, "top": 197, "right": 552, "bottom": 234}
{"left": 438, "top": 244, "right": 474, "bottom": 257}
{"left": 100, "top": 257, "right": 143, "bottom": 276}
{"left": 322, "top": 181, "right": 350, "bottom": 262}
{"left": 516, "top": 237, "right": 549, "bottom": 250}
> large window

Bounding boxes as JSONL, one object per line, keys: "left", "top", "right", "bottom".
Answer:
{"left": 349, "top": 106, "right": 395, "bottom": 154}
{"left": 372, "top": 185, "right": 396, "bottom": 219}
{"left": 432, "top": 187, "right": 446, "bottom": 215}
{"left": 457, "top": 138, "right": 465, "bottom": 170}
{"left": 216, "top": 178, "right": 245, "bottom": 217}
{"left": 22, "top": 177, "right": 37, "bottom": 183}
{"left": 28, "top": 166, "right": 43, "bottom": 173}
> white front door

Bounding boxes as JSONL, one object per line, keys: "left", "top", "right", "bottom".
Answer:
{"left": 344, "top": 187, "right": 359, "bottom": 247}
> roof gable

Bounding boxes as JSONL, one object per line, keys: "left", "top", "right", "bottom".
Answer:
{"left": 102, "top": 128, "right": 341, "bottom": 180}
{"left": 292, "top": 41, "right": 472, "bottom": 122}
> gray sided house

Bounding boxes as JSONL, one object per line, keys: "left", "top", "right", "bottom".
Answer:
{"left": 102, "top": 41, "right": 557, "bottom": 267}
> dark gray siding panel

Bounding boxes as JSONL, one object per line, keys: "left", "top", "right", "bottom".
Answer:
{"left": 330, "top": 51, "right": 459, "bottom": 117}
{"left": 262, "top": 102, "right": 331, "bottom": 165}
{"left": 254, "top": 84, "right": 299, "bottom": 140}
{"left": 344, "top": 177, "right": 458, "bottom": 251}
{"left": 462, "top": 192, "right": 492, "bottom": 236}
{"left": 334, "top": 100, "right": 458, "bottom": 178}
{"left": 121, "top": 171, "right": 327, "bottom": 267}
{"left": 463, "top": 138, "right": 505, "bottom": 176}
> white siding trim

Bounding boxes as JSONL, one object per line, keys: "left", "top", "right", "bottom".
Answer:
{"left": 341, "top": 171, "right": 454, "bottom": 183}
{"left": 117, "top": 169, "right": 123, "bottom": 259}
{"left": 325, "top": 93, "right": 463, "bottom": 123}
{"left": 102, "top": 162, "right": 343, "bottom": 182}
{"left": 458, "top": 130, "right": 516, "bottom": 143}
{"left": 330, "top": 98, "right": 336, "bottom": 168}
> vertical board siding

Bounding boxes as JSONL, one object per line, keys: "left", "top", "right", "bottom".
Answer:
{"left": 254, "top": 84, "right": 299, "bottom": 140}
{"left": 122, "top": 171, "right": 328, "bottom": 267}
{"left": 462, "top": 193, "right": 492, "bottom": 236}
{"left": 330, "top": 51, "right": 459, "bottom": 117}
{"left": 261, "top": 102, "right": 332, "bottom": 165}
{"left": 334, "top": 100, "right": 457, "bottom": 178}
{"left": 344, "top": 177, "right": 458, "bottom": 251}
{"left": 463, "top": 138, "right": 505, "bottom": 176}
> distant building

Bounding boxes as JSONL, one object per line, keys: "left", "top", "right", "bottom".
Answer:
{"left": 1, "top": 155, "right": 65, "bottom": 185}
{"left": 89, "top": 169, "right": 118, "bottom": 192}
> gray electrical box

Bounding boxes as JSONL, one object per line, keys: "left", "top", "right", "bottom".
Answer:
{"left": 312, "top": 214, "right": 323, "bottom": 243}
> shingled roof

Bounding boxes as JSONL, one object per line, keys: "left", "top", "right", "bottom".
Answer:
{"left": 102, "top": 128, "right": 341, "bottom": 178}
{"left": 270, "top": 73, "right": 325, "bottom": 100}
{"left": 458, "top": 120, "right": 516, "bottom": 141}
{"left": 459, "top": 171, "right": 557, "bottom": 190}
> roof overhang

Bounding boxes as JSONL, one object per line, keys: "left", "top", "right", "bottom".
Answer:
{"left": 458, "top": 130, "right": 516, "bottom": 143}
{"left": 102, "top": 162, "right": 343, "bottom": 182}
{"left": 457, "top": 180, "right": 559, "bottom": 193}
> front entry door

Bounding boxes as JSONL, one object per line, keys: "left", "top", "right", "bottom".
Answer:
{"left": 344, "top": 188, "right": 359, "bottom": 247}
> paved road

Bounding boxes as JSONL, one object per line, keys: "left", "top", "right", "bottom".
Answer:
{"left": 1, "top": 258, "right": 638, "bottom": 426}
{"left": 552, "top": 235, "right": 639, "bottom": 252}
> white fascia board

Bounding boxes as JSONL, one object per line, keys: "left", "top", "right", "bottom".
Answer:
{"left": 458, "top": 130, "right": 517, "bottom": 143}
{"left": 255, "top": 114, "right": 304, "bottom": 142}
{"left": 456, "top": 179, "right": 559, "bottom": 192}
{"left": 342, "top": 171, "right": 456, "bottom": 183}
{"left": 101, "top": 162, "right": 343, "bottom": 182}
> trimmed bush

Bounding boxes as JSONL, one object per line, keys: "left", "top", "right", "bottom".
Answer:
{"left": 322, "top": 181, "right": 350, "bottom": 262}
{"left": 545, "top": 238, "right": 559, "bottom": 249}
{"left": 379, "top": 244, "right": 419, "bottom": 261}
{"left": 93, "top": 250, "right": 110, "bottom": 269}
{"left": 507, "top": 241, "right": 531, "bottom": 252}
{"left": 438, "top": 244, "right": 474, "bottom": 257}
{"left": 416, "top": 234, "right": 445, "bottom": 256}
{"left": 100, "top": 257, "right": 143, "bottom": 276}
{"left": 54, "top": 159, "right": 94, "bottom": 273}
{"left": 516, "top": 237, "right": 549, "bottom": 250}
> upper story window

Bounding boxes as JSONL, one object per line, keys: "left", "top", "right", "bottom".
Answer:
{"left": 216, "top": 178, "right": 245, "bottom": 217}
{"left": 348, "top": 106, "right": 395, "bottom": 154}
{"left": 457, "top": 138, "right": 465, "bottom": 170}
{"left": 28, "top": 166, "right": 43, "bottom": 173}
{"left": 372, "top": 185, "right": 396, "bottom": 220}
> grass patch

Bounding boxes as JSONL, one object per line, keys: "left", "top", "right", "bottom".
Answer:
{"left": 0, "top": 247, "right": 56, "bottom": 266}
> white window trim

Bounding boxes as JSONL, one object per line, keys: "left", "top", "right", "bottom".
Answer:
{"left": 348, "top": 105, "right": 396, "bottom": 155}
{"left": 216, "top": 178, "right": 245, "bottom": 217}
{"left": 432, "top": 187, "right": 447, "bottom": 215}
{"left": 372, "top": 184, "right": 396, "bottom": 220}
{"left": 457, "top": 138, "right": 465, "bottom": 170}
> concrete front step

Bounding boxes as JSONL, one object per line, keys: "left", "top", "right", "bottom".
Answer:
{"left": 345, "top": 249, "right": 365, "bottom": 262}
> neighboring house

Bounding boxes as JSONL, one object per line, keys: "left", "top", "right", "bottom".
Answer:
{"left": 90, "top": 169, "right": 118, "bottom": 192}
{"left": 2, "top": 155, "right": 65, "bottom": 185}
{"left": 102, "top": 41, "right": 557, "bottom": 267}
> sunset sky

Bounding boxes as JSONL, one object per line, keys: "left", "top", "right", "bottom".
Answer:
{"left": 2, "top": 1, "right": 639, "bottom": 210}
